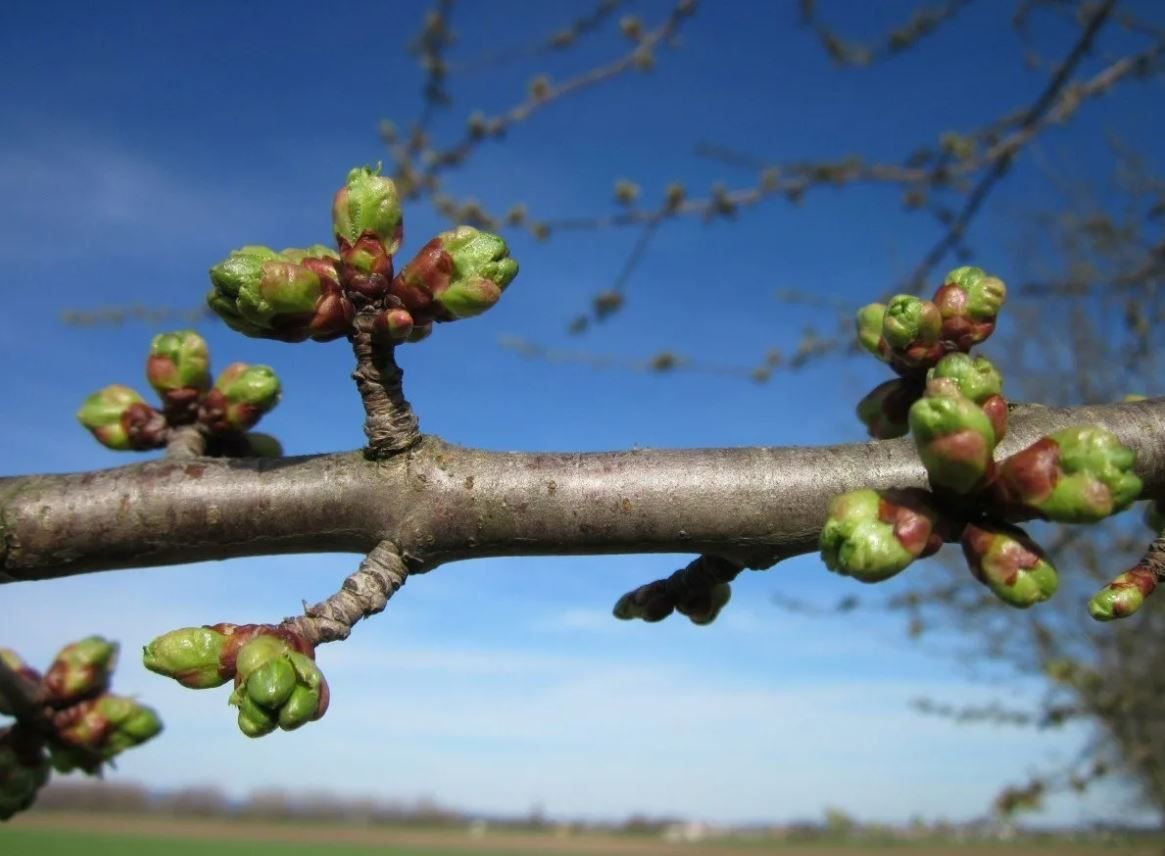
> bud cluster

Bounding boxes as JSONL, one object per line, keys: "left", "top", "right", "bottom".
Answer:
{"left": 0, "top": 638, "right": 162, "bottom": 818}
{"left": 77, "top": 330, "right": 282, "bottom": 456}
{"left": 207, "top": 165, "right": 520, "bottom": 347}
{"left": 612, "top": 555, "right": 738, "bottom": 626}
{"left": 826, "top": 265, "right": 1144, "bottom": 616}
{"left": 143, "top": 624, "right": 329, "bottom": 738}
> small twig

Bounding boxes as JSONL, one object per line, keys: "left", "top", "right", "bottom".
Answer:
{"left": 164, "top": 425, "right": 207, "bottom": 459}
{"left": 287, "top": 540, "right": 409, "bottom": 646}
{"left": 349, "top": 318, "right": 421, "bottom": 458}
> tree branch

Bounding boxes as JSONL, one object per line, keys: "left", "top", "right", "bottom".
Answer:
{"left": 3, "top": 400, "right": 1165, "bottom": 584}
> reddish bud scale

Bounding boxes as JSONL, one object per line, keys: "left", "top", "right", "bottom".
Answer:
{"left": 961, "top": 523, "right": 1042, "bottom": 586}
{"left": 1107, "top": 566, "right": 1158, "bottom": 618}
{"left": 980, "top": 394, "right": 1008, "bottom": 442}
{"left": 877, "top": 496, "right": 944, "bottom": 558}
{"left": 122, "top": 403, "right": 168, "bottom": 450}
{"left": 198, "top": 389, "right": 259, "bottom": 435}
{"left": 207, "top": 624, "right": 316, "bottom": 682}
{"left": 300, "top": 258, "right": 354, "bottom": 341}
{"left": 390, "top": 238, "right": 451, "bottom": 322}
{"left": 927, "top": 429, "right": 996, "bottom": 491}
{"left": 933, "top": 283, "right": 995, "bottom": 350}
{"left": 991, "top": 437, "right": 1059, "bottom": 515}
{"left": 338, "top": 233, "right": 394, "bottom": 306}
{"left": 886, "top": 343, "right": 948, "bottom": 378}
{"left": 157, "top": 387, "right": 203, "bottom": 426}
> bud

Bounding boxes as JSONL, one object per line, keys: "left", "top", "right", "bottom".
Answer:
{"left": 392, "top": 227, "right": 519, "bottom": 323}
{"left": 50, "top": 695, "right": 162, "bottom": 773}
{"left": 0, "top": 651, "right": 42, "bottom": 718}
{"left": 371, "top": 307, "right": 416, "bottom": 343}
{"left": 42, "top": 637, "right": 118, "bottom": 707}
{"left": 1088, "top": 566, "right": 1157, "bottom": 621}
{"left": 676, "top": 583, "right": 732, "bottom": 626}
{"left": 927, "top": 353, "right": 1001, "bottom": 403}
{"left": 613, "top": 581, "right": 674, "bottom": 623}
{"left": 208, "top": 246, "right": 353, "bottom": 343}
{"left": 199, "top": 363, "right": 280, "bottom": 434}
{"left": 991, "top": 426, "right": 1141, "bottom": 523}
{"left": 143, "top": 626, "right": 233, "bottom": 688}
{"left": 856, "top": 379, "right": 922, "bottom": 439}
{"left": 229, "top": 636, "right": 329, "bottom": 737}
{"left": 909, "top": 384, "right": 997, "bottom": 494}
{"left": 932, "top": 266, "right": 1006, "bottom": 350}
{"left": 0, "top": 727, "right": 50, "bottom": 821}
{"left": 332, "top": 165, "right": 403, "bottom": 256}
{"left": 77, "top": 385, "right": 167, "bottom": 451}
{"left": 961, "top": 521, "right": 1058, "bottom": 608}
{"left": 820, "top": 489, "right": 942, "bottom": 582}
{"left": 881, "top": 295, "right": 944, "bottom": 374}
{"left": 855, "top": 303, "right": 889, "bottom": 361}
{"left": 243, "top": 432, "right": 283, "bottom": 458}
{"left": 145, "top": 330, "right": 212, "bottom": 425}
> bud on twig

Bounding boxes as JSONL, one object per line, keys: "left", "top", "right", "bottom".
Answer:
{"left": 77, "top": 386, "right": 168, "bottom": 451}
{"left": 49, "top": 695, "right": 162, "bottom": 773}
{"left": 392, "top": 226, "right": 518, "bottom": 323}
{"left": 229, "top": 636, "right": 329, "bottom": 737}
{"left": 199, "top": 363, "right": 280, "bottom": 434}
{"left": 42, "top": 637, "right": 118, "bottom": 707}
{"left": 927, "top": 352, "right": 1007, "bottom": 440}
{"left": 820, "top": 488, "right": 943, "bottom": 582}
{"left": 208, "top": 246, "right": 353, "bottom": 343}
{"left": 909, "top": 382, "right": 997, "bottom": 495}
{"left": 991, "top": 426, "right": 1142, "bottom": 523}
{"left": 0, "top": 727, "right": 50, "bottom": 820}
{"left": 856, "top": 379, "right": 923, "bottom": 439}
{"left": 1088, "top": 567, "right": 1157, "bottom": 621}
{"left": 961, "top": 521, "right": 1058, "bottom": 608}
{"left": 932, "top": 266, "right": 1006, "bottom": 350}
{"left": 332, "top": 165, "right": 404, "bottom": 256}
{"left": 881, "top": 295, "right": 945, "bottom": 375}
{"left": 146, "top": 330, "right": 211, "bottom": 424}
{"left": 143, "top": 626, "right": 234, "bottom": 688}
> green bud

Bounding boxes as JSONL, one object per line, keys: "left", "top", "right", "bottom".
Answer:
{"left": 391, "top": 227, "right": 519, "bottom": 323}
{"left": 229, "top": 635, "right": 328, "bottom": 736}
{"left": 883, "top": 295, "right": 941, "bottom": 350}
{"left": 0, "top": 728, "right": 50, "bottom": 821}
{"left": 926, "top": 353, "right": 1002, "bottom": 404}
{"left": 933, "top": 267, "right": 1006, "bottom": 350}
{"left": 855, "top": 303, "right": 887, "bottom": 359}
{"left": 43, "top": 636, "right": 118, "bottom": 706}
{"left": 332, "top": 165, "right": 404, "bottom": 256}
{"left": 146, "top": 330, "right": 211, "bottom": 396}
{"left": 51, "top": 695, "right": 162, "bottom": 772}
{"left": 208, "top": 247, "right": 353, "bottom": 343}
{"left": 820, "top": 489, "right": 940, "bottom": 582}
{"left": 961, "top": 522, "right": 1058, "bottom": 608}
{"left": 244, "top": 432, "right": 283, "bottom": 458}
{"left": 944, "top": 266, "right": 1006, "bottom": 319}
{"left": 1088, "top": 566, "right": 1157, "bottom": 621}
{"left": 200, "top": 363, "right": 281, "bottom": 433}
{"left": 77, "top": 385, "right": 167, "bottom": 451}
{"left": 279, "top": 245, "right": 340, "bottom": 264}
{"left": 143, "top": 626, "right": 231, "bottom": 688}
{"left": 992, "top": 427, "right": 1142, "bottom": 523}
{"left": 855, "top": 379, "right": 922, "bottom": 440}
{"left": 909, "top": 388, "right": 997, "bottom": 494}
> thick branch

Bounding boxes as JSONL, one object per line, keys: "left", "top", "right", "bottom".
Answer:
{"left": 3, "top": 400, "right": 1165, "bottom": 584}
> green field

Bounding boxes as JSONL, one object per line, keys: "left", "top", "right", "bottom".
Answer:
{"left": 1, "top": 815, "right": 1160, "bottom": 856}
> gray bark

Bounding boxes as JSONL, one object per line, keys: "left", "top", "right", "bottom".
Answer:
{"left": 3, "top": 399, "right": 1164, "bottom": 584}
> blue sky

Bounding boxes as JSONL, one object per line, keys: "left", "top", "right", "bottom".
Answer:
{"left": 2, "top": 0, "right": 1163, "bottom": 826}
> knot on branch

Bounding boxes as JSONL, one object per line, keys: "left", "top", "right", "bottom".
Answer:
{"left": 613, "top": 554, "right": 742, "bottom": 625}
{"left": 291, "top": 540, "right": 409, "bottom": 645}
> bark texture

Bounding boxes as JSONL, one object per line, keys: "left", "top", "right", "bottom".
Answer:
{"left": 2, "top": 399, "right": 1164, "bottom": 584}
